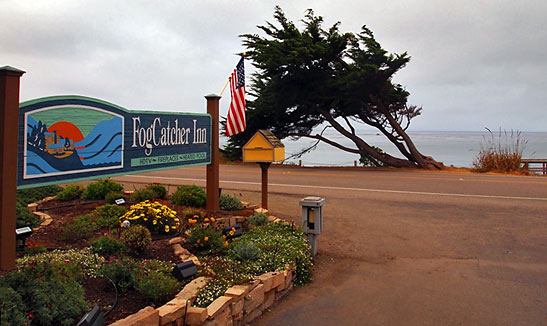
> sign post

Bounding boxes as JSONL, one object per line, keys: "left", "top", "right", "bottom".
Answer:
{"left": 205, "top": 94, "right": 220, "bottom": 211}
{"left": 0, "top": 66, "right": 25, "bottom": 271}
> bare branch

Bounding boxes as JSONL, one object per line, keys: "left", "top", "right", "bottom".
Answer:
{"left": 342, "top": 116, "right": 356, "bottom": 135}
{"left": 287, "top": 132, "right": 361, "bottom": 154}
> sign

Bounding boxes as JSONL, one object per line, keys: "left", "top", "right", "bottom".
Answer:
{"left": 15, "top": 227, "right": 32, "bottom": 235}
{"left": 17, "top": 95, "right": 211, "bottom": 189}
{"left": 114, "top": 198, "right": 126, "bottom": 205}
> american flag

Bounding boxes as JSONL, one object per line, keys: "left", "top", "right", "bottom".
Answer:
{"left": 226, "top": 56, "right": 246, "bottom": 137}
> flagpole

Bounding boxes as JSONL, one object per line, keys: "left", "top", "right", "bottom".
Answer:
{"left": 219, "top": 78, "right": 230, "bottom": 96}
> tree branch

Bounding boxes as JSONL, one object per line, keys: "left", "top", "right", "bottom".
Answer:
{"left": 287, "top": 133, "right": 361, "bottom": 154}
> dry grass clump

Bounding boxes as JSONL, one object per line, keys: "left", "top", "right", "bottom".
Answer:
{"left": 472, "top": 128, "right": 527, "bottom": 173}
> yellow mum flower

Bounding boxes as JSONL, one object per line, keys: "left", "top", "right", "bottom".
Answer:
{"left": 210, "top": 217, "right": 215, "bottom": 222}
{"left": 165, "top": 225, "right": 170, "bottom": 232}
{"left": 153, "top": 220, "right": 157, "bottom": 225}
{"left": 204, "top": 218, "right": 210, "bottom": 222}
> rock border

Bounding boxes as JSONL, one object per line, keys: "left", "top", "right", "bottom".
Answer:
{"left": 27, "top": 196, "right": 57, "bottom": 230}
{"left": 110, "top": 267, "right": 295, "bottom": 326}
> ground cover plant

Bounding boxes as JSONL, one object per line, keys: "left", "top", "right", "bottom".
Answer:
{"left": 193, "top": 222, "right": 313, "bottom": 307}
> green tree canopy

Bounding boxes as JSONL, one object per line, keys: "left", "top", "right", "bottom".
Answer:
{"left": 223, "top": 7, "right": 444, "bottom": 169}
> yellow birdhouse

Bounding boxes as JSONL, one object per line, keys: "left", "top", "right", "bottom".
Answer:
{"left": 243, "top": 130, "right": 285, "bottom": 163}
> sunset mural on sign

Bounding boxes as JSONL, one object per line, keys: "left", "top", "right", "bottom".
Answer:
{"left": 24, "top": 106, "right": 124, "bottom": 178}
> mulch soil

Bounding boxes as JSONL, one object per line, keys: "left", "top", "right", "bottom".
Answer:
{"left": 21, "top": 197, "right": 254, "bottom": 324}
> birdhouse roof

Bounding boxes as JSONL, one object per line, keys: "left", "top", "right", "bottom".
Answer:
{"left": 256, "top": 130, "right": 284, "bottom": 148}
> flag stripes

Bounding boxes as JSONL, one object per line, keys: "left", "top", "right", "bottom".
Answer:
{"left": 226, "top": 57, "right": 246, "bottom": 137}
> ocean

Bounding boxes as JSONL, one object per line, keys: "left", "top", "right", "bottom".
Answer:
{"left": 222, "top": 130, "right": 547, "bottom": 168}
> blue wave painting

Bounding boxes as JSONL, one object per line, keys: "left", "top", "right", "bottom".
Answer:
{"left": 25, "top": 113, "right": 123, "bottom": 177}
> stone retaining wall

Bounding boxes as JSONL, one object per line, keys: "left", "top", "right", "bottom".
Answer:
{"left": 110, "top": 267, "right": 295, "bottom": 326}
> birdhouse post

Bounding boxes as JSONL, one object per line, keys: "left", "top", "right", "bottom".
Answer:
{"left": 242, "top": 130, "right": 284, "bottom": 209}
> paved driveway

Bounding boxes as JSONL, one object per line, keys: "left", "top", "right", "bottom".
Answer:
{"left": 115, "top": 165, "right": 547, "bottom": 325}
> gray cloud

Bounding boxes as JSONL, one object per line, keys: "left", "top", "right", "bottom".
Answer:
{"left": 1, "top": 0, "right": 546, "bottom": 131}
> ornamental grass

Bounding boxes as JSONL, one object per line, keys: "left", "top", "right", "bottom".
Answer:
{"left": 472, "top": 128, "right": 527, "bottom": 173}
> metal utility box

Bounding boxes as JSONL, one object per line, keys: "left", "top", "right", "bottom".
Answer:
{"left": 300, "top": 196, "right": 325, "bottom": 235}
{"left": 243, "top": 130, "right": 285, "bottom": 163}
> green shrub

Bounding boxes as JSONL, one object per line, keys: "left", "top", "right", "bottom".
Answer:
{"left": 0, "top": 285, "right": 28, "bottom": 326}
{"left": 146, "top": 184, "right": 167, "bottom": 199}
{"left": 187, "top": 226, "right": 225, "bottom": 253}
{"left": 91, "top": 236, "right": 125, "bottom": 256}
{"left": 231, "top": 241, "right": 261, "bottom": 261}
{"left": 99, "top": 256, "right": 139, "bottom": 292}
{"left": 136, "top": 270, "right": 180, "bottom": 305}
{"left": 105, "top": 191, "right": 125, "bottom": 204}
{"left": 131, "top": 188, "right": 157, "bottom": 202}
{"left": 82, "top": 179, "right": 123, "bottom": 200}
{"left": 16, "top": 199, "right": 40, "bottom": 228}
{"left": 16, "top": 185, "right": 62, "bottom": 204}
{"left": 121, "top": 225, "right": 152, "bottom": 255}
{"left": 219, "top": 194, "right": 243, "bottom": 211}
{"left": 57, "top": 184, "right": 84, "bottom": 201}
{"left": 99, "top": 257, "right": 174, "bottom": 294}
{"left": 3, "top": 262, "right": 88, "bottom": 326}
{"left": 61, "top": 214, "right": 98, "bottom": 241}
{"left": 94, "top": 204, "right": 127, "bottom": 228}
{"left": 171, "top": 185, "right": 206, "bottom": 207}
{"left": 248, "top": 212, "right": 268, "bottom": 226}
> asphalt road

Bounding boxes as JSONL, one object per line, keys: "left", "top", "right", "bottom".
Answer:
{"left": 113, "top": 165, "right": 547, "bottom": 325}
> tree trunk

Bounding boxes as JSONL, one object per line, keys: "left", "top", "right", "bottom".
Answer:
{"left": 320, "top": 109, "right": 422, "bottom": 168}
{"left": 371, "top": 99, "right": 445, "bottom": 170}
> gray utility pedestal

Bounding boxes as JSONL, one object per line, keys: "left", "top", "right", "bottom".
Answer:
{"left": 300, "top": 196, "right": 325, "bottom": 256}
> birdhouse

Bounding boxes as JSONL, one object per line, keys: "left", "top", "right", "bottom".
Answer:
{"left": 242, "top": 130, "right": 285, "bottom": 163}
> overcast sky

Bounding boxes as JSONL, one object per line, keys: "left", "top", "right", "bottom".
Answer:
{"left": 2, "top": 0, "right": 546, "bottom": 131}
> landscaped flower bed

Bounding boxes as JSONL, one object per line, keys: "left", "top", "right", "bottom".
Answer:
{"left": 9, "top": 181, "right": 312, "bottom": 326}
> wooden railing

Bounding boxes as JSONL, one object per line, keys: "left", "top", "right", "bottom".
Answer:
{"left": 521, "top": 159, "right": 547, "bottom": 175}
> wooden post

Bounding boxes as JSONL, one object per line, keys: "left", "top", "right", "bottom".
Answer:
{"left": 0, "top": 66, "right": 25, "bottom": 272}
{"left": 205, "top": 94, "right": 220, "bottom": 212}
{"left": 259, "top": 162, "right": 271, "bottom": 209}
